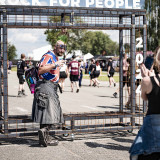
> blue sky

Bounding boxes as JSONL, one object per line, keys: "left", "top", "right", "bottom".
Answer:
{"left": 5, "top": 0, "right": 145, "bottom": 58}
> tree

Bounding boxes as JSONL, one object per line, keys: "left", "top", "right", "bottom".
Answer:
{"left": 44, "top": 15, "right": 87, "bottom": 52}
{"left": 81, "top": 31, "right": 119, "bottom": 56}
{"left": 44, "top": 16, "right": 118, "bottom": 55}
{"left": 124, "top": 43, "right": 130, "bottom": 53}
{"left": 144, "top": 0, "right": 160, "bottom": 51}
{"left": 8, "top": 43, "right": 17, "bottom": 61}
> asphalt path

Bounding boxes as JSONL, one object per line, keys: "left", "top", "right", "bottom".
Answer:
{"left": 7, "top": 71, "right": 123, "bottom": 115}
{"left": 0, "top": 71, "right": 139, "bottom": 160}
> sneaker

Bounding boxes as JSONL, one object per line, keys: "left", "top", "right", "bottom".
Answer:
{"left": 135, "top": 104, "right": 140, "bottom": 111}
{"left": 22, "top": 90, "right": 27, "bottom": 96}
{"left": 76, "top": 89, "right": 79, "bottom": 93}
{"left": 125, "top": 103, "right": 131, "bottom": 109}
{"left": 38, "top": 128, "right": 48, "bottom": 147}
{"left": 47, "top": 136, "right": 59, "bottom": 146}
{"left": 18, "top": 91, "right": 22, "bottom": 97}
{"left": 113, "top": 92, "right": 118, "bottom": 98}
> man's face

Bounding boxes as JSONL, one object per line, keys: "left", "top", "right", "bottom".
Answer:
{"left": 56, "top": 44, "right": 66, "bottom": 56}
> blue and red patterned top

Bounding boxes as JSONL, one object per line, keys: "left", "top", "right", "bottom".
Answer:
{"left": 38, "top": 51, "right": 60, "bottom": 83}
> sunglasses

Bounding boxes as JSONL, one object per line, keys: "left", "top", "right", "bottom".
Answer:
{"left": 57, "top": 45, "right": 67, "bottom": 50}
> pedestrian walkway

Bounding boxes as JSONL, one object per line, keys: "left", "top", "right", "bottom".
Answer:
{"left": 0, "top": 71, "right": 139, "bottom": 160}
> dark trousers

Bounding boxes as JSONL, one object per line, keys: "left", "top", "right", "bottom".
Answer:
{"left": 79, "top": 74, "right": 83, "bottom": 87}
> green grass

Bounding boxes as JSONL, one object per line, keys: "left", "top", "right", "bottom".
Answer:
{"left": 11, "top": 66, "right": 17, "bottom": 71}
{"left": 11, "top": 66, "right": 119, "bottom": 82}
{"left": 83, "top": 72, "right": 119, "bottom": 82}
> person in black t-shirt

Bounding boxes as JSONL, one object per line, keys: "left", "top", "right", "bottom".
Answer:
{"left": 89, "top": 59, "right": 96, "bottom": 86}
{"left": 107, "top": 58, "right": 116, "bottom": 87}
{"left": 17, "top": 53, "right": 27, "bottom": 96}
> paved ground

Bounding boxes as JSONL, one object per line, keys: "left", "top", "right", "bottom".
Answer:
{"left": 0, "top": 71, "right": 139, "bottom": 160}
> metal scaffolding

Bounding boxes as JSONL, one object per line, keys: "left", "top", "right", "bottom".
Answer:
{"left": 0, "top": 5, "right": 147, "bottom": 139}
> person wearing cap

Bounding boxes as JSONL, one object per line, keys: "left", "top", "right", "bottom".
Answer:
{"left": 68, "top": 55, "right": 80, "bottom": 93}
{"left": 32, "top": 40, "right": 66, "bottom": 147}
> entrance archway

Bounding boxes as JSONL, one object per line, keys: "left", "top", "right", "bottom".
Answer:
{"left": 0, "top": 6, "right": 147, "bottom": 138}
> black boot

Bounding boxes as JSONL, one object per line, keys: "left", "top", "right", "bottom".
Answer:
{"left": 38, "top": 128, "right": 48, "bottom": 147}
{"left": 18, "top": 91, "right": 22, "bottom": 97}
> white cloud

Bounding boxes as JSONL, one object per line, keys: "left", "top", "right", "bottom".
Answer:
{"left": 102, "top": 30, "right": 119, "bottom": 43}
{"left": 8, "top": 29, "right": 49, "bottom": 58}
{"left": 9, "top": 31, "right": 38, "bottom": 42}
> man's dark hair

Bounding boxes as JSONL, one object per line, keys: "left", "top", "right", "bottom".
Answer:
{"left": 72, "top": 55, "right": 76, "bottom": 59}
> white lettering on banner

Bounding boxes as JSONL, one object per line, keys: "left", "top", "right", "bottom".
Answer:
{"left": 32, "top": 0, "right": 41, "bottom": 5}
{"left": 104, "top": 0, "right": 114, "bottom": 8}
{"left": 116, "top": 0, "right": 124, "bottom": 8}
{"left": 135, "top": 37, "right": 144, "bottom": 94}
{"left": 133, "top": 0, "right": 141, "bottom": 9}
{"left": 136, "top": 37, "right": 143, "bottom": 48}
{"left": 96, "top": 0, "right": 103, "bottom": 8}
{"left": 7, "top": 0, "right": 19, "bottom": 5}
{"left": 71, "top": 0, "right": 80, "bottom": 7}
{"left": 86, "top": 0, "right": 95, "bottom": 7}
{"left": 1, "top": 0, "right": 142, "bottom": 9}
{"left": 0, "top": 0, "right": 6, "bottom": 5}
{"left": 125, "top": 0, "right": 132, "bottom": 9}
{"left": 21, "top": 0, "right": 30, "bottom": 5}
{"left": 136, "top": 53, "right": 143, "bottom": 66}
{"left": 59, "top": 0, "right": 70, "bottom": 6}
{"left": 50, "top": 0, "right": 58, "bottom": 6}
{"left": 136, "top": 69, "right": 142, "bottom": 79}
{"left": 136, "top": 84, "right": 141, "bottom": 94}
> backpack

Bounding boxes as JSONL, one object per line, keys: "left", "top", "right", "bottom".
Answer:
{"left": 25, "top": 66, "right": 39, "bottom": 94}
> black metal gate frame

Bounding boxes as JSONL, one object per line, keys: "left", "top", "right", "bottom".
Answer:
{"left": 0, "top": 5, "right": 147, "bottom": 138}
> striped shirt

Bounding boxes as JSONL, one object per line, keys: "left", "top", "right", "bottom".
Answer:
{"left": 38, "top": 51, "right": 60, "bottom": 83}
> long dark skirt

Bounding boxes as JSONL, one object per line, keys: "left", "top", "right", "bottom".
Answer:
{"left": 32, "top": 80, "right": 64, "bottom": 124}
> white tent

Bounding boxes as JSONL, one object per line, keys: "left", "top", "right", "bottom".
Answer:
{"left": 32, "top": 45, "right": 52, "bottom": 61}
{"left": 65, "top": 50, "right": 83, "bottom": 60}
{"left": 83, "top": 53, "right": 94, "bottom": 62}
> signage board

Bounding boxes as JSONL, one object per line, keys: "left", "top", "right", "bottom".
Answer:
{"left": 0, "top": 0, "right": 145, "bottom": 9}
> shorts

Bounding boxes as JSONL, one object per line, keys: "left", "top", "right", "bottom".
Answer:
{"left": 123, "top": 76, "right": 130, "bottom": 87}
{"left": 94, "top": 71, "right": 100, "bottom": 78}
{"left": 108, "top": 72, "right": 114, "bottom": 78}
{"left": 17, "top": 74, "right": 25, "bottom": 84}
{"left": 90, "top": 74, "right": 95, "bottom": 80}
{"left": 8, "top": 66, "right": 11, "bottom": 70}
{"left": 60, "top": 71, "right": 67, "bottom": 79}
{"left": 70, "top": 75, "right": 79, "bottom": 82}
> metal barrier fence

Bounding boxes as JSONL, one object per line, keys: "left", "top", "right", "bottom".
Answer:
{"left": 0, "top": 6, "right": 147, "bottom": 139}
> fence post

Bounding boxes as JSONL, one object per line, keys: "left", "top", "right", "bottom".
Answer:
{"left": 0, "top": 13, "right": 2, "bottom": 132}
{"left": 119, "top": 15, "right": 123, "bottom": 123}
{"left": 3, "top": 9, "right": 8, "bottom": 135}
{"left": 130, "top": 14, "right": 136, "bottom": 127}
{"left": 143, "top": 15, "right": 147, "bottom": 114}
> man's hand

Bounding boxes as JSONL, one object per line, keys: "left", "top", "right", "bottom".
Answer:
{"left": 55, "top": 60, "right": 65, "bottom": 67}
